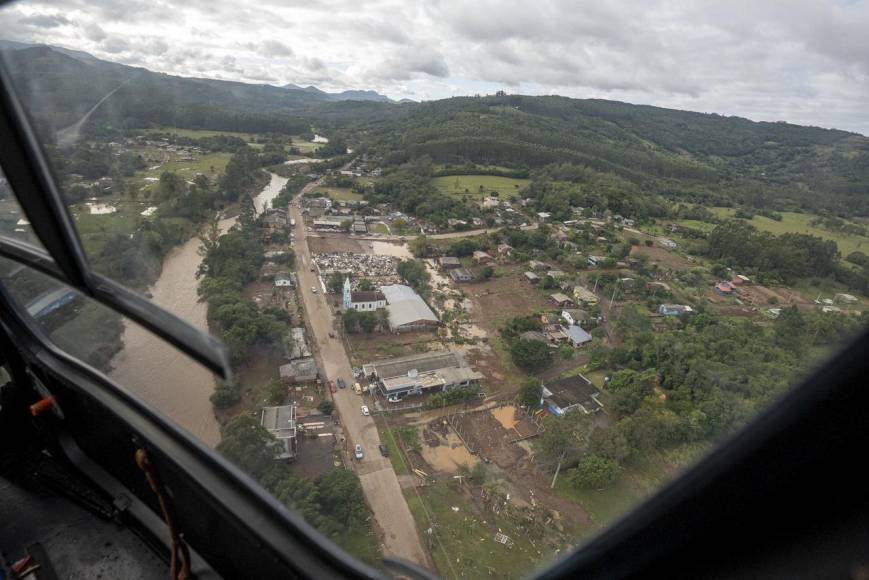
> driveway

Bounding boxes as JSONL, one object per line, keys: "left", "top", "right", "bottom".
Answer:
{"left": 289, "top": 188, "right": 429, "bottom": 568}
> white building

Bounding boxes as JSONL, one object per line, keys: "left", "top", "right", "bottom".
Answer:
{"left": 342, "top": 277, "right": 386, "bottom": 311}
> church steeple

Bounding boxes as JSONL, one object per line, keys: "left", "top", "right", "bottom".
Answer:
{"left": 342, "top": 276, "right": 352, "bottom": 310}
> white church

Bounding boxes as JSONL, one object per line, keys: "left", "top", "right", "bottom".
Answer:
{"left": 342, "top": 277, "right": 386, "bottom": 312}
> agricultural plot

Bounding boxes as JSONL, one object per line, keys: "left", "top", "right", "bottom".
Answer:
{"left": 711, "top": 209, "right": 869, "bottom": 256}
{"left": 431, "top": 175, "right": 530, "bottom": 199}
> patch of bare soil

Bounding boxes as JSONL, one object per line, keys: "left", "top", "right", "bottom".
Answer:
{"left": 308, "top": 234, "right": 367, "bottom": 254}
{"left": 630, "top": 244, "right": 693, "bottom": 271}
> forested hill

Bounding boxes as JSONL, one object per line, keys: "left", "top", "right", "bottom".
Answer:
{"left": 354, "top": 95, "right": 869, "bottom": 216}
{"left": 0, "top": 45, "right": 329, "bottom": 135}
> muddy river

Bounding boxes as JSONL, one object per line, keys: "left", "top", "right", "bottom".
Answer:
{"left": 110, "top": 173, "right": 288, "bottom": 447}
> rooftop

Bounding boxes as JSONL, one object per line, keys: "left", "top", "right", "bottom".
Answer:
{"left": 543, "top": 375, "right": 602, "bottom": 413}
{"left": 261, "top": 405, "right": 296, "bottom": 440}
{"left": 363, "top": 350, "right": 462, "bottom": 380}
{"left": 381, "top": 284, "right": 439, "bottom": 329}
{"left": 351, "top": 290, "right": 385, "bottom": 303}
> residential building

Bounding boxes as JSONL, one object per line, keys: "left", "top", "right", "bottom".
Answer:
{"left": 380, "top": 284, "right": 440, "bottom": 332}
{"left": 449, "top": 268, "right": 474, "bottom": 283}
{"left": 439, "top": 257, "right": 462, "bottom": 270}
{"left": 550, "top": 293, "right": 574, "bottom": 307}
{"left": 547, "top": 270, "right": 567, "bottom": 279}
{"left": 659, "top": 304, "right": 694, "bottom": 316}
{"left": 529, "top": 260, "right": 548, "bottom": 271}
{"left": 537, "top": 212, "right": 551, "bottom": 222}
{"left": 542, "top": 375, "right": 603, "bottom": 416}
{"left": 563, "top": 325, "right": 593, "bottom": 347}
{"left": 284, "top": 328, "right": 311, "bottom": 360}
{"left": 497, "top": 243, "right": 513, "bottom": 257}
{"left": 524, "top": 271, "right": 540, "bottom": 284}
{"left": 834, "top": 293, "right": 859, "bottom": 305}
{"left": 260, "top": 404, "right": 297, "bottom": 460}
{"left": 274, "top": 272, "right": 295, "bottom": 288}
{"left": 562, "top": 309, "right": 590, "bottom": 327}
{"left": 472, "top": 250, "right": 494, "bottom": 264}
{"left": 519, "top": 330, "right": 549, "bottom": 344}
{"left": 279, "top": 357, "right": 319, "bottom": 384}
{"left": 659, "top": 238, "right": 677, "bottom": 250}
{"left": 572, "top": 285, "right": 599, "bottom": 305}
{"left": 352, "top": 221, "right": 368, "bottom": 234}
{"left": 715, "top": 282, "right": 734, "bottom": 296}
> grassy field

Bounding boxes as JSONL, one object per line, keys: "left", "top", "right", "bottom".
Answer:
{"left": 71, "top": 201, "right": 146, "bottom": 255}
{"left": 404, "top": 483, "right": 549, "bottom": 579}
{"left": 144, "top": 127, "right": 259, "bottom": 140}
{"left": 291, "top": 135, "right": 321, "bottom": 153}
{"left": 431, "top": 175, "right": 530, "bottom": 199}
{"left": 369, "top": 222, "right": 389, "bottom": 235}
{"left": 711, "top": 209, "right": 869, "bottom": 256}
{"left": 314, "top": 187, "right": 364, "bottom": 202}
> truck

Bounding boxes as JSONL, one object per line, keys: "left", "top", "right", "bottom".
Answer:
{"left": 290, "top": 218, "right": 296, "bottom": 227}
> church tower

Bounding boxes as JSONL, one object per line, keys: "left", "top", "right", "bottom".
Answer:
{"left": 342, "top": 276, "right": 352, "bottom": 311}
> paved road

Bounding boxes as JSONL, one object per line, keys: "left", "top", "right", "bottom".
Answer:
{"left": 289, "top": 186, "right": 429, "bottom": 567}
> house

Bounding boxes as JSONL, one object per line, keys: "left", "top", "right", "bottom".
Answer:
{"left": 472, "top": 251, "right": 494, "bottom": 264}
{"left": 481, "top": 196, "right": 501, "bottom": 209}
{"left": 274, "top": 272, "right": 295, "bottom": 288}
{"left": 497, "top": 243, "right": 513, "bottom": 257}
{"left": 261, "top": 210, "right": 287, "bottom": 230}
{"left": 659, "top": 304, "right": 694, "bottom": 316}
{"left": 524, "top": 271, "right": 540, "bottom": 284}
{"left": 562, "top": 309, "right": 590, "bottom": 327}
{"left": 352, "top": 221, "right": 368, "bottom": 234}
{"left": 587, "top": 255, "right": 606, "bottom": 267}
{"left": 260, "top": 404, "right": 297, "bottom": 460}
{"left": 279, "top": 357, "right": 319, "bottom": 384}
{"left": 545, "top": 327, "right": 569, "bottom": 343}
{"left": 550, "top": 293, "right": 574, "bottom": 307}
{"left": 735, "top": 274, "right": 751, "bottom": 285}
{"left": 715, "top": 282, "right": 733, "bottom": 296}
{"left": 834, "top": 293, "right": 859, "bottom": 305}
{"left": 380, "top": 284, "right": 440, "bottom": 332}
{"left": 439, "top": 257, "right": 462, "bottom": 270}
{"left": 572, "top": 285, "right": 599, "bottom": 305}
{"left": 542, "top": 375, "right": 603, "bottom": 416}
{"left": 563, "top": 325, "right": 593, "bottom": 347}
{"left": 284, "top": 328, "right": 311, "bottom": 360}
{"left": 519, "top": 330, "right": 549, "bottom": 344}
{"left": 342, "top": 277, "right": 385, "bottom": 311}
{"left": 529, "top": 260, "right": 548, "bottom": 271}
{"left": 659, "top": 238, "right": 677, "bottom": 250}
{"left": 449, "top": 268, "right": 474, "bottom": 283}
{"left": 537, "top": 212, "right": 551, "bottom": 222}
{"left": 362, "top": 350, "right": 483, "bottom": 399}
{"left": 547, "top": 270, "right": 567, "bottom": 279}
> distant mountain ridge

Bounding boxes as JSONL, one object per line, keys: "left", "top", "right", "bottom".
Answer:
{"left": 282, "top": 83, "right": 395, "bottom": 103}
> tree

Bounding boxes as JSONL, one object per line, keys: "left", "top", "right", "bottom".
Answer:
{"left": 328, "top": 272, "right": 349, "bottom": 294}
{"left": 481, "top": 266, "right": 494, "bottom": 280}
{"left": 217, "top": 415, "right": 278, "bottom": 480}
{"left": 410, "top": 235, "right": 437, "bottom": 258}
{"left": 239, "top": 194, "right": 256, "bottom": 231}
{"left": 510, "top": 338, "right": 553, "bottom": 372}
{"left": 318, "top": 400, "right": 334, "bottom": 415}
{"left": 157, "top": 171, "right": 185, "bottom": 201}
{"left": 607, "top": 369, "right": 655, "bottom": 417}
{"left": 357, "top": 278, "right": 375, "bottom": 291}
{"left": 567, "top": 455, "right": 620, "bottom": 489}
{"left": 518, "top": 380, "right": 542, "bottom": 409}
{"left": 774, "top": 305, "right": 806, "bottom": 352}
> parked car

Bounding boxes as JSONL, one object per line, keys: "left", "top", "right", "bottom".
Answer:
{"left": 353, "top": 382, "right": 362, "bottom": 394}
{"left": 361, "top": 405, "right": 370, "bottom": 416}
{"left": 329, "top": 381, "right": 337, "bottom": 393}
{"left": 378, "top": 444, "right": 389, "bottom": 457}
{"left": 328, "top": 331, "right": 336, "bottom": 338}
{"left": 354, "top": 444, "right": 363, "bottom": 460}
{"left": 311, "top": 286, "right": 318, "bottom": 293}
{"left": 337, "top": 378, "right": 346, "bottom": 389}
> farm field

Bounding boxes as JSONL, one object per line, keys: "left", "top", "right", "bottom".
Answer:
{"left": 314, "top": 187, "right": 364, "bottom": 202}
{"left": 291, "top": 135, "right": 321, "bottom": 153}
{"left": 431, "top": 175, "right": 530, "bottom": 199}
{"left": 711, "top": 209, "right": 869, "bottom": 256}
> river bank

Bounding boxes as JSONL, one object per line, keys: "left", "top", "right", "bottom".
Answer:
{"left": 110, "top": 172, "right": 289, "bottom": 447}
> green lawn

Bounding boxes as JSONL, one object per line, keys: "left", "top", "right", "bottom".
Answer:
{"left": 314, "top": 187, "right": 364, "bottom": 202}
{"left": 291, "top": 135, "right": 321, "bottom": 153}
{"left": 431, "top": 175, "right": 530, "bottom": 199}
{"left": 710, "top": 209, "right": 869, "bottom": 256}
{"left": 379, "top": 425, "right": 412, "bottom": 476}
{"left": 143, "top": 127, "right": 260, "bottom": 140}
{"left": 71, "top": 201, "right": 146, "bottom": 255}
{"left": 369, "top": 223, "right": 389, "bottom": 235}
{"left": 404, "top": 483, "right": 550, "bottom": 579}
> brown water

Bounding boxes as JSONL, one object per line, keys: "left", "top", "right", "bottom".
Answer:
{"left": 420, "top": 431, "right": 479, "bottom": 473}
{"left": 491, "top": 405, "right": 519, "bottom": 430}
{"left": 110, "top": 174, "right": 286, "bottom": 448}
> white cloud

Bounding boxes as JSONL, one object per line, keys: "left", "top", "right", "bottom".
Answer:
{"left": 0, "top": 0, "right": 866, "bottom": 133}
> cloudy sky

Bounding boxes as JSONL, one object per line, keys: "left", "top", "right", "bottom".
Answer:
{"left": 2, "top": 0, "right": 868, "bottom": 134}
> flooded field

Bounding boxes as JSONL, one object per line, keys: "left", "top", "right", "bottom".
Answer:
{"left": 420, "top": 430, "right": 479, "bottom": 473}
{"left": 491, "top": 405, "right": 519, "bottom": 430}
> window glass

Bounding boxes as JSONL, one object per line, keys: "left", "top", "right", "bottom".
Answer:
{"left": 0, "top": 166, "right": 49, "bottom": 252}
{"left": 1, "top": 2, "right": 868, "bottom": 578}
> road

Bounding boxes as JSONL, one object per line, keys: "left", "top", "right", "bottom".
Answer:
{"left": 289, "top": 183, "right": 430, "bottom": 567}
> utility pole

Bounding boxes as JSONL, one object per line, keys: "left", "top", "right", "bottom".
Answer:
{"left": 551, "top": 449, "right": 567, "bottom": 489}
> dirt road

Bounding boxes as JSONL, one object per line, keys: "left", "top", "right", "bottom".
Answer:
{"left": 289, "top": 187, "right": 429, "bottom": 568}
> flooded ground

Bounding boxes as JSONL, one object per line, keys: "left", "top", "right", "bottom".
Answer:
{"left": 253, "top": 172, "right": 290, "bottom": 214}
{"left": 420, "top": 430, "right": 479, "bottom": 473}
{"left": 370, "top": 240, "right": 412, "bottom": 258}
{"left": 110, "top": 174, "right": 281, "bottom": 448}
{"left": 491, "top": 405, "right": 519, "bottom": 430}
